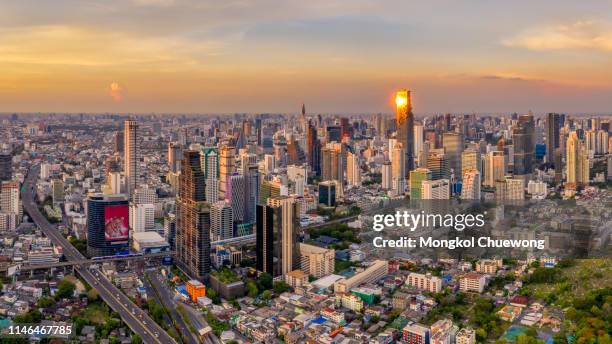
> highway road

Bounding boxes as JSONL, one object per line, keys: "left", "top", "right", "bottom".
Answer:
{"left": 22, "top": 165, "right": 177, "bottom": 344}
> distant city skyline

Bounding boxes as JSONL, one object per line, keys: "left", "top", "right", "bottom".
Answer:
{"left": 1, "top": 1, "right": 612, "bottom": 113}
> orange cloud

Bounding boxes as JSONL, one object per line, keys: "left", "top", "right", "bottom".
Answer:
{"left": 503, "top": 20, "right": 612, "bottom": 52}
{"left": 109, "top": 82, "right": 124, "bottom": 102}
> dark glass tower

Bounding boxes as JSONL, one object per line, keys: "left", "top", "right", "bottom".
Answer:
{"left": 513, "top": 114, "right": 535, "bottom": 176}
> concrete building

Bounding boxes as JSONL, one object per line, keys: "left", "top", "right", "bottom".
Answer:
{"left": 299, "top": 243, "right": 334, "bottom": 278}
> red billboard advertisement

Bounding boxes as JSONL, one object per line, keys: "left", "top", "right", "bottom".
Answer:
{"left": 104, "top": 204, "right": 129, "bottom": 241}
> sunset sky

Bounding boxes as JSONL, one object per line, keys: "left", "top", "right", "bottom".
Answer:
{"left": 1, "top": 0, "right": 612, "bottom": 114}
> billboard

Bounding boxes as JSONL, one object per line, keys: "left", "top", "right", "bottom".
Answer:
{"left": 104, "top": 204, "right": 129, "bottom": 241}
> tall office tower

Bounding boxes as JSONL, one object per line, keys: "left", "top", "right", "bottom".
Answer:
{"left": 264, "top": 154, "right": 276, "bottom": 174}
{"left": 219, "top": 146, "right": 235, "bottom": 195}
{"left": 596, "top": 130, "right": 609, "bottom": 155}
{"left": 461, "top": 149, "right": 481, "bottom": 178}
{"left": 381, "top": 162, "right": 392, "bottom": 190}
{"left": 299, "top": 103, "right": 307, "bottom": 133}
{"left": 239, "top": 152, "right": 257, "bottom": 173}
{"left": 259, "top": 179, "right": 285, "bottom": 204}
{"left": 201, "top": 147, "right": 219, "bottom": 203}
{"left": 176, "top": 150, "right": 211, "bottom": 280}
{"left": 426, "top": 149, "right": 450, "bottom": 180}
{"left": 211, "top": 201, "right": 233, "bottom": 241}
{"left": 318, "top": 181, "right": 337, "bottom": 206}
{"left": 168, "top": 142, "right": 183, "bottom": 173}
{"left": 566, "top": 132, "right": 590, "bottom": 187}
{"left": 255, "top": 117, "right": 262, "bottom": 146}
{"left": 395, "top": 89, "right": 414, "bottom": 174}
{"left": 554, "top": 148, "right": 563, "bottom": 183}
{"left": 442, "top": 132, "right": 463, "bottom": 179}
{"left": 256, "top": 196, "right": 300, "bottom": 277}
{"left": 391, "top": 142, "right": 406, "bottom": 195}
{"left": 512, "top": 115, "right": 535, "bottom": 177}
{"left": 124, "top": 119, "right": 139, "bottom": 195}
{"left": 421, "top": 179, "right": 451, "bottom": 200}
{"left": 307, "top": 120, "right": 321, "bottom": 175}
{"left": 414, "top": 122, "right": 424, "bottom": 166}
{"left": 461, "top": 170, "right": 481, "bottom": 200}
{"left": 86, "top": 194, "right": 129, "bottom": 257}
{"left": 104, "top": 156, "right": 121, "bottom": 176}
{"left": 0, "top": 153, "right": 11, "bottom": 181}
{"left": 286, "top": 135, "right": 305, "bottom": 164}
{"left": 484, "top": 151, "right": 505, "bottom": 187}
{"left": 346, "top": 152, "right": 361, "bottom": 186}
{"left": 114, "top": 131, "right": 124, "bottom": 154}
{"left": 225, "top": 173, "right": 246, "bottom": 223}
{"left": 243, "top": 165, "right": 260, "bottom": 224}
{"left": 299, "top": 243, "right": 335, "bottom": 278}
{"left": 409, "top": 168, "right": 432, "bottom": 200}
{"left": 546, "top": 113, "right": 562, "bottom": 165}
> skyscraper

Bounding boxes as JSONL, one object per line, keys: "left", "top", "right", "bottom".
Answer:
{"left": 414, "top": 122, "right": 424, "bottom": 167}
{"left": 346, "top": 152, "right": 361, "bottom": 186}
{"left": 546, "top": 113, "right": 562, "bottom": 165}
{"left": 176, "top": 150, "right": 211, "bottom": 280}
{"left": 442, "top": 132, "right": 463, "bottom": 180}
{"left": 201, "top": 147, "right": 219, "bottom": 203}
{"left": 307, "top": 120, "right": 321, "bottom": 176}
{"left": 211, "top": 201, "right": 233, "bottom": 241}
{"left": 461, "top": 149, "right": 481, "bottom": 179}
{"left": 421, "top": 179, "right": 450, "bottom": 200}
{"left": 395, "top": 89, "right": 414, "bottom": 174}
{"left": 168, "top": 142, "right": 183, "bottom": 173}
{"left": 226, "top": 173, "right": 246, "bottom": 223}
{"left": 256, "top": 196, "right": 300, "bottom": 278}
{"left": 512, "top": 115, "right": 535, "bottom": 177}
{"left": 391, "top": 142, "right": 406, "bottom": 195}
{"left": 124, "top": 119, "right": 139, "bottom": 195}
{"left": 219, "top": 146, "right": 235, "bottom": 195}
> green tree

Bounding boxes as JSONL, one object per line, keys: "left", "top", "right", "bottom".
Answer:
{"left": 258, "top": 272, "right": 273, "bottom": 290}
{"left": 56, "top": 279, "right": 76, "bottom": 299}
{"left": 273, "top": 281, "right": 290, "bottom": 294}
{"left": 246, "top": 280, "right": 259, "bottom": 298}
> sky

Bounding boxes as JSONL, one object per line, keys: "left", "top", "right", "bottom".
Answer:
{"left": 1, "top": 0, "right": 612, "bottom": 114}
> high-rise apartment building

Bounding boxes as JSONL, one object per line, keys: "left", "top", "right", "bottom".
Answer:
{"left": 211, "top": 201, "right": 233, "bottom": 241}
{"left": 566, "top": 131, "right": 590, "bottom": 188}
{"left": 422, "top": 179, "right": 450, "bottom": 200}
{"left": 176, "top": 150, "right": 211, "bottom": 280}
{"left": 201, "top": 147, "right": 219, "bottom": 203}
{"left": 124, "top": 120, "right": 139, "bottom": 195}
{"left": 346, "top": 152, "right": 361, "bottom": 186}
{"left": 219, "top": 146, "right": 235, "bottom": 195}
{"left": 427, "top": 149, "right": 450, "bottom": 181}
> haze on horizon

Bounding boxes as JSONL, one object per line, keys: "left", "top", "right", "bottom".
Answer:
{"left": 1, "top": 0, "right": 612, "bottom": 114}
